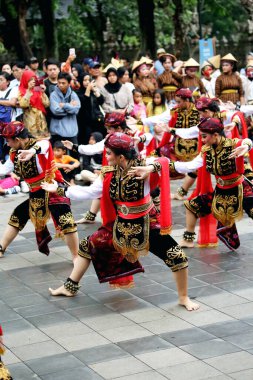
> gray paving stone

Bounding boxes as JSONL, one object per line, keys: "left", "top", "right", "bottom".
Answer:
{"left": 73, "top": 343, "right": 130, "bottom": 365}
{"left": 117, "top": 335, "right": 174, "bottom": 355}
{"left": 12, "top": 340, "right": 66, "bottom": 361}
{"left": 67, "top": 304, "right": 115, "bottom": 319}
{"left": 0, "top": 304, "right": 22, "bottom": 322}
{"left": 181, "top": 338, "right": 241, "bottom": 359}
{"left": 230, "top": 369, "right": 253, "bottom": 380}
{"left": 160, "top": 327, "right": 217, "bottom": 346}
{"left": 40, "top": 366, "right": 103, "bottom": 380}
{"left": 14, "top": 302, "right": 61, "bottom": 318}
{"left": 26, "top": 310, "right": 77, "bottom": 327}
{"left": 223, "top": 330, "right": 253, "bottom": 349}
{"left": 4, "top": 293, "right": 49, "bottom": 309}
{"left": 7, "top": 362, "right": 40, "bottom": 380}
{"left": 25, "top": 353, "right": 85, "bottom": 376}
{"left": 50, "top": 294, "right": 99, "bottom": 309}
{"left": 201, "top": 320, "right": 253, "bottom": 338}
{"left": 204, "top": 351, "right": 253, "bottom": 373}
{"left": 157, "top": 360, "right": 223, "bottom": 380}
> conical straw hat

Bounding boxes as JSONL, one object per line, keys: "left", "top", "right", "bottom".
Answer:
{"left": 111, "top": 58, "right": 123, "bottom": 69}
{"left": 184, "top": 58, "right": 200, "bottom": 67}
{"left": 201, "top": 60, "right": 212, "bottom": 70}
{"left": 221, "top": 53, "right": 237, "bottom": 62}
{"left": 102, "top": 63, "right": 116, "bottom": 73}
{"left": 207, "top": 54, "right": 220, "bottom": 69}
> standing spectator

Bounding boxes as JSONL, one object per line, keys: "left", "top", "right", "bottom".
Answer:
{"left": 27, "top": 56, "right": 44, "bottom": 79}
{"left": 49, "top": 72, "right": 80, "bottom": 146}
{"left": 117, "top": 66, "right": 135, "bottom": 92}
{"left": 82, "top": 57, "right": 93, "bottom": 73}
{"left": 18, "top": 70, "right": 50, "bottom": 138}
{"left": 10, "top": 61, "right": 25, "bottom": 121}
{"left": 89, "top": 61, "right": 107, "bottom": 89}
{"left": 154, "top": 48, "right": 166, "bottom": 76}
{"left": 182, "top": 58, "right": 206, "bottom": 97}
{"left": 100, "top": 67, "right": 134, "bottom": 114}
{"left": 1, "top": 64, "right": 13, "bottom": 78}
{"left": 76, "top": 72, "right": 105, "bottom": 144}
{"left": 44, "top": 59, "right": 60, "bottom": 97}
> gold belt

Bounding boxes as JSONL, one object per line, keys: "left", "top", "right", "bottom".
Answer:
{"left": 116, "top": 200, "right": 153, "bottom": 216}
{"left": 216, "top": 175, "right": 242, "bottom": 187}
{"left": 27, "top": 178, "right": 44, "bottom": 190}
{"left": 163, "top": 85, "right": 178, "bottom": 91}
{"left": 221, "top": 89, "right": 238, "bottom": 94}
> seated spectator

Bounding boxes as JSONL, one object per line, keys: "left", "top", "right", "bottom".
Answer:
{"left": 18, "top": 70, "right": 50, "bottom": 138}
{"left": 49, "top": 72, "right": 81, "bottom": 147}
{"left": 53, "top": 140, "right": 80, "bottom": 185}
{"left": 0, "top": 172, "right": 20, "bottom": 195}
{"left": 75, "top": 131, "right": 103, "bottom": 183}
{"left": 100, "top": 67, "right": 134, "bottom": 114}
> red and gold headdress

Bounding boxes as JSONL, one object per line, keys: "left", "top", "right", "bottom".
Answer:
{"left": 104, "top": 132, "right": 134, "bottom": 152}
{"left": 198, "top": 118, "right": 224, "bottom": 134}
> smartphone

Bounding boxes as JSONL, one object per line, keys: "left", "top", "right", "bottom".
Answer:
{"left": 33, "top": 86, "right": 42, "bottom": 92}
{"left": 69, "top": 48, "right": 76, "bottom": 56}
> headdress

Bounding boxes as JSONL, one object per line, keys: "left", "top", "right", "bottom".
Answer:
{"left": 198, "top": 118, "right": 224, "bottom": 134}
{"left": 175, "top": 88, "right": 192, "bottom": 99}
{"left": 104, "top": 132, "right": 134, "bottom": 152}
{"left": 104, "top": 112, "right": 126, "bottom": 128}
{"left": 0, "top": 121, "right": 25, "bottom": 138}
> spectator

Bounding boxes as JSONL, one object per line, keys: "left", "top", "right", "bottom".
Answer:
{"left": 18, "top": 70, "right": 50, "bottom": 138}
{"left": 76, "top": 72, "right": 105, "bottom": 144}
{"left": 117, "top": 66, "right": 135, "bottom": 92}
{"left": 27, "top": 56, "right": 44, "bottom": 78}
{"left": 10, "top": 61, "right": 25, "bottom": 121}
{"left": 154, "top": 48, "right": 166, "bottom": 76}
{"left": 49, "top": 72, "right": 80, "bottom": 146}
{"left": 44, "top": 59, "right": 60, "bottom": 97}
{"left": 75, "top": 131, "right": 103, "bottom": 183}
{"left": 89, "top": 61, "right": 107, "bottom": 89}
{"left": 53, "top": 140, "right": 80, "bottom": 184}
{"left": 100, "top": 67, "right": 134, "bottom": 114}
{"left": 1, "top": 64, "right": 13, "bottom": 78}
{"left": 82, "top": 57, "right": 93, "bottom": 73}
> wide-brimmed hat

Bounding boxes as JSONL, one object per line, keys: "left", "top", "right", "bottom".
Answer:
{"left": 184, "top": 58, "right": 200, "bottom": 68}
{"left": 159, "top": 52, "right": 177, "bottom": 63}
{"left": 132, "top": 60, "right": 145, "bottom": 72}
{"left": 139, "top": 56, "right": 153, "bottom": 66}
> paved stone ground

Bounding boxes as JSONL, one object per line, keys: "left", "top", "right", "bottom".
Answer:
{"left": 1, "top": 181, "right": 253, "bottom": 380}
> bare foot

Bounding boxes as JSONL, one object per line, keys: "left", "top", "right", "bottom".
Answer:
{"left": 171, "top": 193, "right": 186, "bottom": 201}
{"left": 75, "top": 217, "right": 95, "bottom": 224}
{"left": 179, "top": 239, "right": 194, "bottom": 248}
{"left": 179, "top": 296, "right": 200, "bottom": 311}
{"left": 49, "top": 285, "right": 75, "bottom": 297}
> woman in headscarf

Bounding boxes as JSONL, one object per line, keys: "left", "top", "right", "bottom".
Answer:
{"left": 18, "top": 70, "right": 50, "bottom": 138}
{"left": 71, "top": 63, "right": 84, "bottom": 90}
{"left": 76, "top": 72, "right": 105, "bottom": 144}
{"left": 100, "top": 67, "right": 134, "bottom": 114}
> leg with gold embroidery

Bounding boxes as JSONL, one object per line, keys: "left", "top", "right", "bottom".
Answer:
{"left": 180, "top": 208, "right": 197, "bottom": 248}
{"left": 49, "top": 237, "right": 91, "bottom": 296}
{"left": 50, "top": 203, "right": 78, "bottom": 262}
{"left": 149, "top": 229, "right": 199, "bottom": 311}
{"left": 0, "top": 199, "right": 30, "bottom": 257}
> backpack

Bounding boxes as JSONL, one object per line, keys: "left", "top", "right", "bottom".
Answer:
{"left": 0, "top": 88, "right": 12, "bottom": 123}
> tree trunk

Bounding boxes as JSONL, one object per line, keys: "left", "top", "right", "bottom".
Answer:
{"left": 38, "top": 0, "right": 58, "bottom": 58}
{"left": 18, "top": 0, "right": 33, "bottom": 59}
{"left": 172, "top": 0, "right": 184, "bottom": 58}
{"left": 136, "top": 0, "right": 156, "bottom": 57}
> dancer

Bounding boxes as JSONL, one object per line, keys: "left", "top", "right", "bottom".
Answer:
{"left": 42, "top": 132, "right": 199, "bottom": 311}
{"left": 0, "top": 121, "right": 78, "bottom": 260}
{"left": 170, "top": 118, "right": 253, "bottom": 249}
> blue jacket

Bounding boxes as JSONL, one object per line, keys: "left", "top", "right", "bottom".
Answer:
{"left": 49, "top": 85, "right": 81, "bottom": 137}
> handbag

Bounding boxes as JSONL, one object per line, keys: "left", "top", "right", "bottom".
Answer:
{"left": 0, "top": 88, "right": 12, "bottom": 123}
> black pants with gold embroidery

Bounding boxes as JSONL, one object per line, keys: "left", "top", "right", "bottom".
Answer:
{"left": 78, "top": 226, "right": 188, "bottom": 275}
{"left": 8, "top": 198, "right": 77, "bottom": 234}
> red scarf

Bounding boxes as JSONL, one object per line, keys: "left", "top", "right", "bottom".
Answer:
{"left": 19, "top": 70, "right": 46, "bottom": 114}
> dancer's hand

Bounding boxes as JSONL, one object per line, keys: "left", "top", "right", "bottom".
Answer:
{"left": 18, "top": 149, "right": 35, "bottom": 161}
{"left": 228, "top": 145, "right": 249, "bottom": 159}
{"left": 128, "top": 165, "right": 153, "bottom": 180}
{"left": 41, "top": 180, "right": 58, "bottom": 192}
{"left": 61, "top": 140, "right": 73, "bottom": 150}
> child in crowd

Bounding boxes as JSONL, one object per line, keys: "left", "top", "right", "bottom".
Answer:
{"left": 146, "top": 88, "right": 167, "bottom": 117}
{"left": 75, "top": 131, "right": 103, "bottom": 183}
{"left": 0, "top": 170, "right": 21, "bottom": 196}
{"left": 130, "top": 89, "right": 147, "bottom": 131}
{"left": 53, "top": 140, "right": 80, "bottom": 185}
